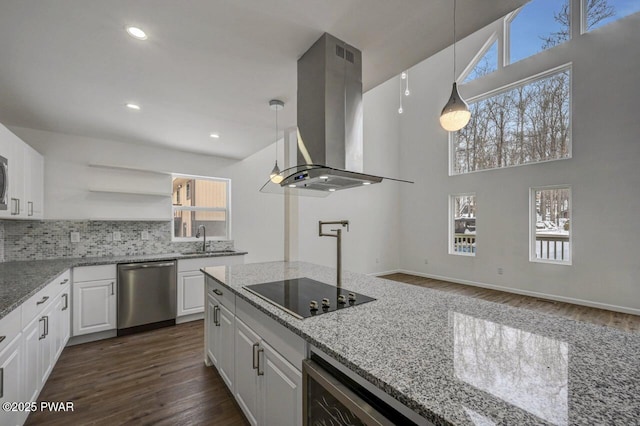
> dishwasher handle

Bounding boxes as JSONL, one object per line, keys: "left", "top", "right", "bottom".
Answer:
{"left": 118, "top": 261, "right": 177, "bottom": 271}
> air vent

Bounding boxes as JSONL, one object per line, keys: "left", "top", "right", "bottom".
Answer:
{"left": 335, "top": 45, "right": 345, "bottom": 58}
{"left": 345, "top": 50, "right": 355, "bottom": 63}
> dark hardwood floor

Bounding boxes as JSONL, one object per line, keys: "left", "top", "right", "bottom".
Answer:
{"left": 26, "top": 321, "right": 248, "bottom": 426}
{"left": 381, "top": 273, "right": 640, "bottom": 332}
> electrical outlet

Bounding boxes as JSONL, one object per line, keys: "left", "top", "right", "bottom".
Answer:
{"left": 375, "top": 258, "right": 380, "bottom": 264}
{"left": 497, "top": 267, "right": 504, "bottom": 275}
{"left": 424, "top": 259, "right": 429, "bottom": 265}
{"left": 70, "top": 232, "right": 80, "bottom": 243}
{"left": 113, "top": 231, "right": 121, "bottom": 241}
{"left": 106, "top": 233, "right": 113, "bottom": 242}
{"left": 141, "top": 231, "right": 149, "bottom": 241}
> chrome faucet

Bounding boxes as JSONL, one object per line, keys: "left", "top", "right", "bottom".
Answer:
{"left": 195, "top": 225, "right": 207, "bottom": 252}
{"left": 318, "top": 220, "right": 349, "bottom": 288}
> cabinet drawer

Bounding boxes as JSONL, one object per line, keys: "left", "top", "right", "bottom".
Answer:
{"left": 206, "top": 277, "right": 235, "bottom": 312}
{"left": 73, "top": 264, "right": 116, "bottom": 282}
{"left": 21, "top": 270, "right": 70, "bottom": 327}
{"left": 0, "top": 306, "right": 21, "bottom": 353}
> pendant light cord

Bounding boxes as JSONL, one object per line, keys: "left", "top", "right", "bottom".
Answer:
{"left": 275, "top": 104, "right": 279, "bottom": 162}
{"left": 453, "top": 0, "right": 457, "bottom": 81}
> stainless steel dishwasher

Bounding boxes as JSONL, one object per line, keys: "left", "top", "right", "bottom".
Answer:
{"left": 117, "top": 260, "right": 177, "bottom": 336}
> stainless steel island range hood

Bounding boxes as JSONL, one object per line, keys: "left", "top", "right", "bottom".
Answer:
{"left": 261, "top": 33, "right": 411, "bottom": 196}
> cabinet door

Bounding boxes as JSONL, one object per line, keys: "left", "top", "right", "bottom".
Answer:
{"left": 217, "top": 303, "right": 235, "bottom": 391}
{"left": 261, "top": 340, "right": 302, "bottom": 426}
{"left": 178, "top": 271, "right": 205, "bottom": 316}
{"left": 234, "top": 318, "right": 260, "bottom": 426}
{"left": 24, "top": 146, "right": 44, "bottom": 219}
{"left": 0, "top": 334, "right": 23, "bottom": 426}
{"left": 205, "top": 293, "right": 219, "bottom": 366}
{"left": 9, "top": 136, "right": 25, "bottom": 217}
{"left": 38, "top": 304, "right": 55, "bottom": 389}
{"left": 23, "top": 315, "right": 42, "bottom": 403}
{"left": 52, "top": 290, "right": 70, "bottom": 361}
{"left": 73, "top": 279, "right": 117, "bottom": 336}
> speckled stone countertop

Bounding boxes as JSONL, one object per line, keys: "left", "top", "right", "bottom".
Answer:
{"left": 202, "top": 261, "right": 640, "bottom": 426}
{"left": 0, "top": 250, "right": 246, "bottom": 320}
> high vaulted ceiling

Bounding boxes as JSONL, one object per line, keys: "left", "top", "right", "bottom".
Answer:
{"left": 0, "top": 0, "right": 526, "bottom": 159}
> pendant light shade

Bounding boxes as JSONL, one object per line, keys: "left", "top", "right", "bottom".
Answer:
{"left": 440, "top": 0, "right": 470, "bottom": 132}
{"left": 268, "top": 99, "right": 284, "bottom": 184}
{"left": 440, "top": 83, "right": 471, "bottom": 131}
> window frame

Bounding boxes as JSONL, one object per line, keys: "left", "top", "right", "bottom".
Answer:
{"left": 171, "top": 173, "right": 232, "bottom": 242}
{"left": 449, "top": 193, "right": 477, "bottom": 257}
{"left": 450, "top": 63, "right": 573, "bottom": 176}
{"left": 529, "top": 185, "right": 572, "bottom": 265}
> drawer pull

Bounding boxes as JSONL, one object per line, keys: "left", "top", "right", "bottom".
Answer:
{"left": 257, "top": 348, "right": 264, "bottom": 376}
{"left": 36, "top": 296, "right": 49, "bottom": 305}
{"left": 39, "top": 317, "right": 46, "bottom": 340}
{"left": 252, "top": 343, "right": 259, "bottom": 370}
{"left": 60, "top": 278, "right": 69, "bottom": 285}
{"left": 213, "top": 288, "right": 223, "bottom": 296}
{"left": 62, "top": 294, "right": 69, "bottom": 311}
{"left": 213, "top": 306, "right": 220, "bottom": 326}
{"left": 0, "top": 336, "right": 5, "bottom": 344}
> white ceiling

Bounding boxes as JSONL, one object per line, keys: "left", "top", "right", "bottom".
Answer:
{"left": 0, "top": 0, "right": 526, "bottom": 160}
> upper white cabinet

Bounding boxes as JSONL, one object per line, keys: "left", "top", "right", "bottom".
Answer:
{"left": 0, "top": 123, "right": 44, "bottom": 219}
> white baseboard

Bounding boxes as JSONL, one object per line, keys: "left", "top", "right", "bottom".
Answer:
{"left": 368, "top": 269, "right": 402, "bottom": 277}
{"left": 176, "top": 312, "right": 204, "bottom": 324}
{"left": 67, "top": 330, "right": 117, "bottom": 346}
{"left": 392, "top": 269, "right": 640, "bottom": 317}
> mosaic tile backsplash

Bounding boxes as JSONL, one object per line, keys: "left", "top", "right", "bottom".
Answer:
{"left": 1, "top": 220, "right": 233, "bottom": 262}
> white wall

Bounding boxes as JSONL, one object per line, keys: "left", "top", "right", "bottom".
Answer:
{"left": 396, "top": 13, "right": 640, "bottom": 313}
{"left": 295, "top": 77, "right": 403, "bottom": 275}
{"left": 11, "top": 126, "right": 284, "bottom": 264}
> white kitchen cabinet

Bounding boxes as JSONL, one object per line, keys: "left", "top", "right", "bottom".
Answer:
{"left": 22, "top": 302, "right": 57, "bottom": 404}
{"left": 72, "top": 279, "right": 116, "bottom": 336}
{"left": 177, "top": 255, "right": 245, "bottom": 319}
{"left": 0, "top": 123, "right": 44, "bottom": 219}
{"left": 205, "top": 291, "right": 235, "bottom": 391}
{"left": 0, "top": 334, "right": 23, "bottom": 426}
{"left": 53, "top": 288, "right": 71, "bottom": 360}
{"left": 234, "top": 317, "right": 301, "bottom": 426}
{"left": 72, "top": 265, "right": 117, "bottom": 336}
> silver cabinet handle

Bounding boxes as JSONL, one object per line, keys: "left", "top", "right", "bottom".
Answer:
{"left": 213, "top": 306, "right": 220, "bottom": 326}
{"left": 252, "top": 343, "right": 259, "bottom": 370}
{"left": 44, "top": 315, "right": 49, "bottom": 337}
{"left": 213, "top": 288, "right": 223, "bottom": 296}
{"left": 10, "top": 198, "right": 19, "bottom": 215}
{"left": 0, "top": 367, "right": 3, "bottom": 398}
{"left": 36, "top": 296, "right": 49, "bottom": 305}
{"left": 28, "top": 201, "right": 33, "bottom": 216}
{"left": 60, "top": 278, "right": 69, "bottom": 285}
{"left": 39, "top": 317, "right": 46, "bottom": 340}
{"left": 0, "top": 336, "right": 5, "bottom": 344}
{"left": 140, "top": 262, "right": 175, "bottom": 268}
{"left": 111, "top": 282, "right": 114, "bottom": 295}
{"left": 62, "top": 293, "right": 69, "bottom": 311}
{"left": 257, "top": 348, "right": 264, "bottom": 376}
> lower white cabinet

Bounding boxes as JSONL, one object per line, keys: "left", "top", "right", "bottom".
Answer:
{"left": 178, "top": 255, "right": 245, "bottom": 318}
{"left": 234, "top": 317, "right": 301, "bottom": 426}
{"left": 0, "top": 334, "right": 23, "bottom": 426}
{"left": 72, "top": 265, "right": 117, "bottom": 336}
{"left": 205, "top": 292, "right": 235, "bottom": 391}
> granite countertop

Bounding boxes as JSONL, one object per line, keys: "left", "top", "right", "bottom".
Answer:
{"left": 202, "top": 261, "right": 640, "bottom": 426}
{"left": 0, "top": 250, "right": 247, "bottom": 320}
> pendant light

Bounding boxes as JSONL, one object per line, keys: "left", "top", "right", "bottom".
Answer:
{"left": 268, "top": 99, "right": 284, "bottom": 184}
{"left": 440, "top": 0, "right": 471, "bottom": 132}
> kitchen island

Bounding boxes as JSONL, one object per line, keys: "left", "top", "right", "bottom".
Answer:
{"left": 202, "top": 261, "right": 640, "bottom": 426}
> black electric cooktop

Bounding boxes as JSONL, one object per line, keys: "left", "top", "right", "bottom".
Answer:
{"left": 243, "top": 277, "right": 376, "bottom": 319}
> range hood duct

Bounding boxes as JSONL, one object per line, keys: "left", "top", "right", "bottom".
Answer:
{"left": 261, "top": 33, "right": 411, "bottom": 196}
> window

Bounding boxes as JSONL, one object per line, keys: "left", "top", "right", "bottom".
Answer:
{"left": 450, "top": 194, "right": 477, "bottom": 256}
{"left": 584, "top": 0, "right": 640, "bottom": 32}
{"left": 530, "top": 186, "right": 571, "bottom": 264}
{"left": 172, "top": 175, "right": 230, "bottom": 240}
{"left": 463, "top": 39, "right": 498, "bottom": 83}
{"left": 453, "top": 67, "right": 571, "bottom": 175}
{"left": 508, "top": 0, "right": 571, "bottom": 64}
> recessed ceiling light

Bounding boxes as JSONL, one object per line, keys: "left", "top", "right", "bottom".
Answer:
{"left": 126, "top": 26, "right": 148, "bottom": 40}
{"left": 288, "top": 184, "right": 296, "bottom": 188}
{"left": 329, "top": 188, "right": 336, "bottom": 192}
{"left": 210, "top": 133, "right": 220, "bottom": 139}
{"left": 125, "top": 103, "right": 141, "bottom": 110}
{"left": 362, "top": 181, "right": 371, "bottom": 185}
{"left": 319, "top": 175, "right": 329, "bottom": 180}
